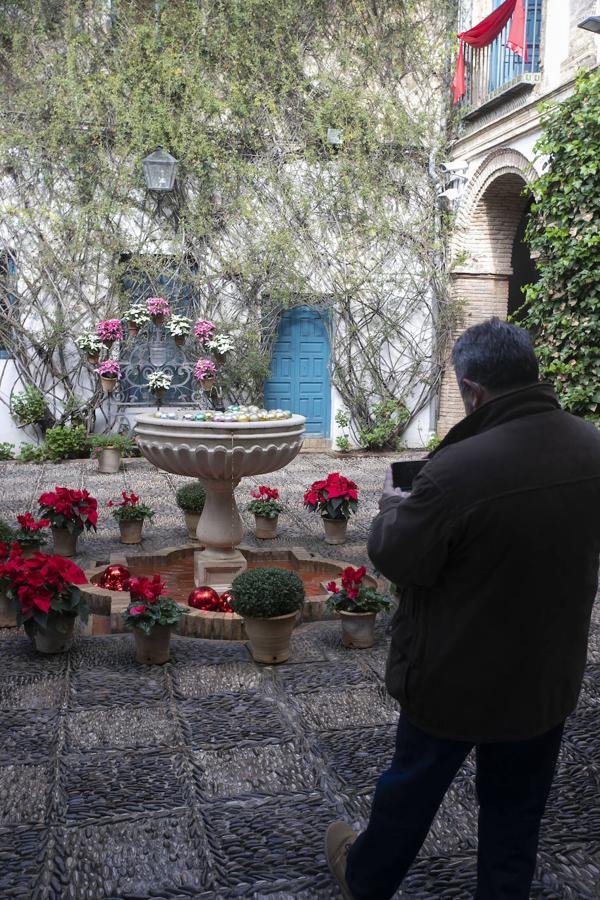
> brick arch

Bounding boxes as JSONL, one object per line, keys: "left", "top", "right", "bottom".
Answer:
{"left": 438, "top": 149, "right": 540, "bottom": 435}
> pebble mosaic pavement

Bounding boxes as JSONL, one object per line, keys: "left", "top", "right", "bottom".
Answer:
{"left": 0, "top": 455, "right": 599, "bottom": 899}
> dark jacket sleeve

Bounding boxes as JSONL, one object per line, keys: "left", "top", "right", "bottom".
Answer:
{"left": 367, "top": 474, "right": 455, "bottom": 588}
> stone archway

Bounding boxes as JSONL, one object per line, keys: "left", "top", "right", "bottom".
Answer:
{"left": 437, "top": 149, "right": 540, "bottom": 435}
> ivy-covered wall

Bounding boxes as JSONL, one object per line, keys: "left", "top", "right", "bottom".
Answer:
{"left": 0, "top": 0, "right": 458, "bottom": 445}
{"left": 521, "top": 68, "right": 600, "bottom": 425}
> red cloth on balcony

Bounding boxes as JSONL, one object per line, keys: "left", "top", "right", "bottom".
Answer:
{"left": 452, "top": 0, "right": 527, "bottom": 104}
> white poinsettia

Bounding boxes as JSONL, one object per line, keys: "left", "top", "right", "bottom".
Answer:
{"left": 207, "top": 333, "right": 235, "bottom": 354}
{"left": 166, "top": 314, "right": 192, "bottom": 337}
{"left": 147, "top": 370, "right": 173, "bottom": 391}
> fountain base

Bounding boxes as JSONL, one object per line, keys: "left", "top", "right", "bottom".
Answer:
{"left": 193, "top": 546, "right": 247, "bottom": 594}
{"left": 83, "top": 545, "right": 383, "bottom": 641}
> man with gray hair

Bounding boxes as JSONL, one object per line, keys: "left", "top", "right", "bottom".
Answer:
{"left": 326, "top": 318, "right": 600, "bottom": 899}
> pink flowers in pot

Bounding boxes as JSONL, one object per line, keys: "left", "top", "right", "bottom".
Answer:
{"left": 96, "top": 319, "right": 124, "bottom": 344}
{"left": 194, "top": 358, "right": 217, "bottom": 382}
{"left": 146, "top": 297, "right": 170, "bottom": 320}
{"left": 194, "top": 319, "right": 216, "bottom": 345}
{"left": 95, "top": 360, "right": 122, "bottom": 380}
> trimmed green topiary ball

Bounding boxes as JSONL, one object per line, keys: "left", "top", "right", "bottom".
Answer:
{"left": 175, "top": 481, "right": 206, "bottom": 513}
{"left": 230, "top": 567, "right": 305, "bottom": 619}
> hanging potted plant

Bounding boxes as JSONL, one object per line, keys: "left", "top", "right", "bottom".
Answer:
{"left": 13, "top": 512, "right": 50, "bottom": 558}
{"left": 146, "top": 296, "right": 170, "bottom": 326}
{"left": 95, "top": 319, "right": 124, "bottom": 348}
{"left": 229, "top": 567, "right": 305, "bottom": 664}
{"left": 166, "top": 314, "right": 192, "bottom": 347}
{"left": 194, "top": 358, "right": 217, "bottom": 392}
{"left": 175, "top": 481, "right": 206, "bottom": 539}
{"left": 37, "top": 486, "right": 98, "bottom": 557}
{"left": 247, "top": 485, "right": 284, "bottom": 539}
{"left": 95, "top": 359, "right": 122, "bottom": 394}
{"left": 108, "top": 491, "right": 154, "bottom": 544}
{"left": 147, "top": 369, "right": 173, "bottom": 401}
{"left": 1, "top": 549, "right": 88, "bottom": 653}
{"left": 303, "top": 472, "right": 359, "bottom": 544}
{"left": 89, "top": 433, "right": 135, "bottom": 474}
{"left": 194, "top": 318, "right": 216, "bottom": 347}
{"left": 121, "top": 574, "right": 188, "bottom": 664}
{"left": 0, "top": 541, "right": 19, "bottom": 627}
{"left": 326, "top": 566, "right": 391, "bottom": 649}
{"left": 76, "top": 332, "right": 104, "bottom": 365}
{"left": 124, "top": 304, "right": 150, "bottom": 338}
{"left": 207, "top": 332, "right": 235, "bottom": 364}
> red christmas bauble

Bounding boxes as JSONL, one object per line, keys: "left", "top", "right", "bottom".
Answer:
{"left": 99, "top": 564, "right": 130, "bottom": 591}
{"left": 188, "top": 586, "right": 220, "bottom": 610}
{"left": 219, "top": 591, "right": 234, "bottom": 614}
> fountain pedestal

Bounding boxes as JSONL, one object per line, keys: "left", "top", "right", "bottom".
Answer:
{"left": 194, "top": 477, "right": 247, "bottom": 592}
{"left": 134, "top": 413, "right": 306, "bottom": 593}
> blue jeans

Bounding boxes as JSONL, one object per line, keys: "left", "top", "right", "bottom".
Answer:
{"left": 346, "top": 713, "right": 564, "bottom": 900}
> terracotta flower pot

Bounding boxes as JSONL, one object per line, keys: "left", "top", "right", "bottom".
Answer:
{"left": 254, "top": 514, "right": 278, "bottom": 540}
{"left": 100, "top": 376, "right": 117, "bottom": 394}
{"left": 152, "top": 386, "right": 167, "bottom": 401}
{"left": 152, "top": 314, "right": 165, "bottom": 326}
{"left": 174, "top": 335, "right": 186, "bottom": 347}
{"left": 201, "top": 376, "right": 216, "bottom": 392}
{"left": 184, "top": 511, "right": 201, "bottom": 540}
{"left": 214, "top": 351, "right": 227, "bottom": 365}
{"left": 52, "top": 526, "right": 78, "bottom": 557}
{"left": 34, "top": 616, "right": 75, "bottom": 654}
{"left": 0, "top": 590, "right": 17, "bottom": 628}
{"left": 97, "top": 447, "right": 121, "bottom": 474}
{"left": 128, "top": 322, "right": 140, "bottom": 338}
{"left": 20, "top": 546, "right": 42, "bottom": 559}
{"left": 133, "top": 624, "right": 172, "bottom": 664}
{"left": 103, "top": 338, "right": 115, "bottom": 349}
{"left": 338, "top": 610, "right": 377, "bottom": 649}
{"left": 119, "top": 519, "right": 144, "bottom": 544}
{"left": 243, "top": 611, "right": 297, "bottom": 664}
{"left": 87, "top": 352, "right": 100, "bottom": 366}
{"left": 322, "top": 517, "right": 348, "bottom": 545}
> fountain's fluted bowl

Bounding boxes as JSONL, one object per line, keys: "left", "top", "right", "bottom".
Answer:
{"left": 134, "top": 413, "right": 306, "bottom": 480}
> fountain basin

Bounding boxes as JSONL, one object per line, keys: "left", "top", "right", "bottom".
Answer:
{"left": 81, "top": 545, "right": 382, "bottom": 641}
{"left": 135, "top": 413, "right": 306, "bottom": 591}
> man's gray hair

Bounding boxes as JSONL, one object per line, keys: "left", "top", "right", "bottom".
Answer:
{"left": 452, "top": 317, "right": 539, "bottom": 391}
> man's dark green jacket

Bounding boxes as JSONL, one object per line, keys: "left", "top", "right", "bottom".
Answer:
{"left": 369, "top": 383, "right": 600, "bottom": 742}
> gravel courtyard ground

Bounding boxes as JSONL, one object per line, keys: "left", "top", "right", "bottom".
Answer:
{"left": 0, "top": 455, "right": 599, "bottom": 898}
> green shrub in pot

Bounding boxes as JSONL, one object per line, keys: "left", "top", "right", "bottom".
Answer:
{"left": 176, "top": 481, "right": 206, "bottom": 539}
{"left": 229, "top": 567, "right": 305, "bottom": 664}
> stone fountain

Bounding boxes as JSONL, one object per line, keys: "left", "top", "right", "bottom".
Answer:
{"left": 134, "top": 410, "right": 306, "bottom": 593}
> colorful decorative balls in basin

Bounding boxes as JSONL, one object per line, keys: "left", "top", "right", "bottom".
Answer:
{"left": 98, "top": 564, "right": 130, "bottom": 591}
{"left": 155, "top": 405, "right": 293, "bottom": 422}
{"left": 188, "top": 587, "right": 234, "bottom": 613}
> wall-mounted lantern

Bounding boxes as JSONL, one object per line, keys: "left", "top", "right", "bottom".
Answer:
{"left": 142, "top": 147, "right": 178, "bottom": 192}
{"left": 578, "top": 16, "right": 600, "bottom": 33}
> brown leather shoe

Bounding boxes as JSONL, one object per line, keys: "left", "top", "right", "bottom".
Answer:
{"left": 325, "top": 821, "right": 358, "bottom": 899}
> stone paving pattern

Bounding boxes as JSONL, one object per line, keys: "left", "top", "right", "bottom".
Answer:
{"left": 0, "top": 455, "right": 599, "bottom": 898}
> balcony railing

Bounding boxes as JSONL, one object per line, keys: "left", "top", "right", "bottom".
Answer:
{"left": 462, "top": 0, "right": 543, "bottom": 112}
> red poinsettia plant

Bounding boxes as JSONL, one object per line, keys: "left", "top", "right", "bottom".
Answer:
{"left": 0, "top": 546, "right": 88, "bottom": 634}
{"left": 121, "top": 574, "right": 188, "bottom": 635}
{"left": 304, "top": 472, "right": 359, "bottom": 520}
{"left": 247, "top": 485, "right": 284, "bottom": 519}
{"left": 14, "top": 512, "right": 50, "bottom": 549}
{"left": 38, "top": 487, "right": 98, "bottom": 535}
{"left": 108, "top": 491, "right": 155, "bottom": 522}
{"left": 326, "top": 565, "right": 391, "bottom": 614}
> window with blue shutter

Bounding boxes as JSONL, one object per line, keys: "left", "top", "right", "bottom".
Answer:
{"left": 489, "top": 0, "right": 543, "bottom": 94}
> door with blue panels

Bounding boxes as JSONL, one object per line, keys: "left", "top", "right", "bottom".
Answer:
{"left": 264, "top": 306, "right": 331, "bottom": 437}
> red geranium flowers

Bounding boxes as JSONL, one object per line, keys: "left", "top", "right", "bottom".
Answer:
{"left": 38, "top": 487, "right": 98, "bottom": 534}
{"left": 304, "top": 472, "right": 359, "bottom": 520}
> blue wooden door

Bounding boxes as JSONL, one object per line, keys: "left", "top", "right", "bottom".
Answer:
{"left": 264, "top": 306, "right": 331, "bottom": 436}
